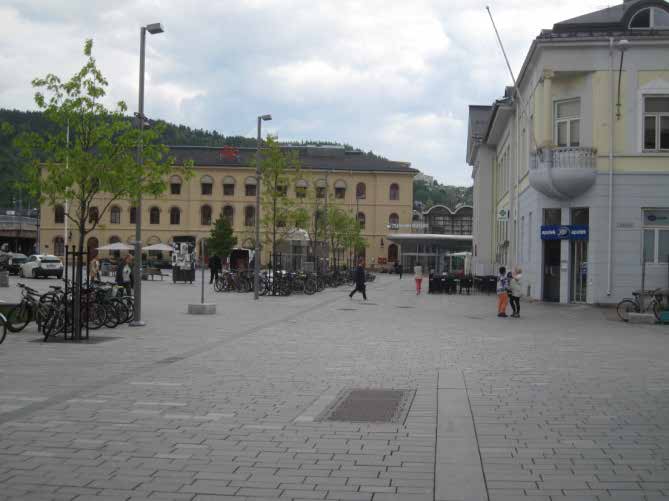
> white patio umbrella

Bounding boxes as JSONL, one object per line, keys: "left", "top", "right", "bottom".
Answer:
{"left": 142, "top": 243, "right": 174, "bottom": 252}
{"left": 97, "top": 242, "right": 134, "bottom": 251}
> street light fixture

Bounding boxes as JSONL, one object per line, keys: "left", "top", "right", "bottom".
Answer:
{"left": 254, "top": 114, "right": 272, "bottom": 300}
{"left": 131, "top": 22, "right": 164, "bottom": 327}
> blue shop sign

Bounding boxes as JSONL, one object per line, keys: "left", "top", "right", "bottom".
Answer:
{"left": 540, "top": 224, "right": 589, "bottom": 240}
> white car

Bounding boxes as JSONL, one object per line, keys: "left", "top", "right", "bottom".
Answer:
{"left": 19, "top": 255, "right": 64, "bottom": 279}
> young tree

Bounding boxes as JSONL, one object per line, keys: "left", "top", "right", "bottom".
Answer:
{"left": 258, "top": 136, "right": 302, "bottom": 266}
{"left": 208, "top": 214, "right": 238, "bottom": 261}
{"left": 17, "top": 40, "right": 190, "bottom": 265}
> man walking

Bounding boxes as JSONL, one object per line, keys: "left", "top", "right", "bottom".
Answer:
{"left": 349, "top": 258, "right": 367, "bottom": 300}
{"left": 209, "top": 254, "right": 221, "bottom": 284}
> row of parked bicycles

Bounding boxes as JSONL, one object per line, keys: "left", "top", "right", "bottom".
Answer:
{"left": 214, "top": 268, "right": 376, "bottom": 296}
{"left": 0, "top": 280, "right": 135, "bottom": 343}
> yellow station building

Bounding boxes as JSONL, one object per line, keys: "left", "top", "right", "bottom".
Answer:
{"left": 39, "top": 145, "right": 416, "bottom": 268}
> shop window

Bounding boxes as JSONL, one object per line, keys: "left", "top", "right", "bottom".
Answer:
{"left": 555, "top": 99, "right": 580, "bottom": 147}
{"left": 643, "top": 209, "right": 669, "bottom": 263}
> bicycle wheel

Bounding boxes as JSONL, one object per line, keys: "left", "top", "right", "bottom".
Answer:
{"left": 617, "top": 299, "right": 638, "bottom": 322}
{"left": 0, "top": 313, "right": 7, "bottom": 343}
{"left": 43, "top": 306, "right": 65, "bottom": 341}
{"left": 84, "top": 303, "right": 106, "bottom": 330}
{"left": 6, "top": 304, "right": 31, "bottom": 332}
{"left": 103, "top": 301, "right": 120, "bottom": 328}
{"left": 652, "top": 300, "right": 663, "bottom": 322}
{"left": 304, "top": 278, "right": 317, "bottom": 295}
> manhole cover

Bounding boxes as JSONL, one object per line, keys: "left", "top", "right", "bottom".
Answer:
{"left": 157, "top": 356, "right": 185, "bottom": 364}
{"left": 317, "top": 388, "right": 415, "bottom": 423}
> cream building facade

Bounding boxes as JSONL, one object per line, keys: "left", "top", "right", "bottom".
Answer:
{"left": 468, "top": 0, "right": 669, "bottom": 304}
{"left": 39, "top": 145, "right": 416, "bottom": 267}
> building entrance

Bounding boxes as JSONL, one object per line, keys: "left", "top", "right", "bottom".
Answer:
{"left": 570, "top": 208, "right": 589, "bottom": 303}
{"left": 542, "top": 209, "right": 561, "bottom": 302}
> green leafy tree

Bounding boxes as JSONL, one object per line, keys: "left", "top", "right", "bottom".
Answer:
{"left": 258, "top": 136, "right": 302, "bottom": 264}
{"left": 15, "top": 40, "right": 190, "bottom": 265}
{"left": 208, "top": 214, "right": 237, "bottom": 260}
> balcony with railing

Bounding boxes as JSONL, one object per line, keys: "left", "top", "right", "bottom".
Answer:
{"left": 529, "top": 147, "right": 597, "bottom": 200}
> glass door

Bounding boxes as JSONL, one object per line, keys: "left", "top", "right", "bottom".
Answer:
{"left": 570, "top": 208, "right": 589, "bottom": 303}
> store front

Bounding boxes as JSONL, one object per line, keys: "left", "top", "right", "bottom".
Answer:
{"left": 386, "top": 233, "right": 472, "bottom": 274}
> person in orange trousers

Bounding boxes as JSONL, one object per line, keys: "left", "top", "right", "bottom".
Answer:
{"left": 496, "top": 266, "right": 509, "bottom": 317}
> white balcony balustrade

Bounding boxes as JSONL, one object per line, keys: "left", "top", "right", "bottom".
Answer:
{"left": 529, "top": 147, "right": 597, "bottom": 200}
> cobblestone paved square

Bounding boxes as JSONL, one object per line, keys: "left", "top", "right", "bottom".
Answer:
{"left": 1, "top": 274, "right": 668, "bottom": 501}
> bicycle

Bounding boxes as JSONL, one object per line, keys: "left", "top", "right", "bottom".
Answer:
{"left": 616, "top": 289, "right": 664, "bottom": 322}
{"left": 0, "top": 313, "right": 7, "bottom": 344}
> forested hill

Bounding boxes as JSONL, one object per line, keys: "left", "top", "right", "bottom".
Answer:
{"left": 413, "top": 180, "right": 473, "bottom": 210}
{"left": 0, "top": 108, "right": 472, "bottom": 211}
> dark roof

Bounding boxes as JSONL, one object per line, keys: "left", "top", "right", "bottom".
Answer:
{"left": 168, "top": 145, "right": 416, "bottom": 174}
{"left": 549, "top": 0, "right": 669, "bottom": 34}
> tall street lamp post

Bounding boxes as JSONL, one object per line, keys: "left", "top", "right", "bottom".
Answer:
{"left": 132, "top": 22, "right": 164, "bottom": 327}
{"left": 254, "top": 114, "right": 272, "bottom": 300}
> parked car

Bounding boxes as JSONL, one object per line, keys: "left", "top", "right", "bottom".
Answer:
{"left": 6, "top": 253, "right": 28, "bottom": 275}
{"left": 19, "top": 255, "right": 64, "bottom": 279}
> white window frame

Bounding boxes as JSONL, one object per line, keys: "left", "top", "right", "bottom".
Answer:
{"left": 642, "top": 95, "right": 669, "bottom": 152}
{"left": 554, "top": 98, "right": 581, "bottom": 148}
{"left": 629, "top": 7, "right": 669, "bottom": 30}
{"left": 642, "top": 209, "right": 669, "bottom": 264}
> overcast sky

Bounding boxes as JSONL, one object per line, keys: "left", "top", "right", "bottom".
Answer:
{"left": 1, "top": 0, "right": 610, "bottom": 185}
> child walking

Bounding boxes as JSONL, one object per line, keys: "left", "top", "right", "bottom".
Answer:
{"left": 509, "top": 267, "right": 523, "bottom": 317}
{"left": 496, "top": 266, "right": 509, "bottom": 317}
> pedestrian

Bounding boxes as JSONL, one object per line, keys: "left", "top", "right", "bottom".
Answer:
{"left": 209, "top": 254, "right": 221, "bottom": 284}
{"left": 120, "top": 255, "right": 133, "bottom": 296}
{"left": 509, "top": 267, "right": 523, "bottom": 317}
{"left": 414, "top": 263, "right": 423, "bottom": 294}
{"left": 496, "top": 266, "right": 509, "bottom": 317}
{"left": 398, "top": 262, "right": 403, "bottom": 279}
{"left": 88, "top": 256, "right": 100, "bottom": 283}
{"left": 349, "top": 258, "right": 367, "bottom": 300}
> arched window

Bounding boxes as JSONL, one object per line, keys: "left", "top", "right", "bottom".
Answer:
{"left": 129, "top": 206, "right": 137, "bottom": 225}
{"left": 295, "top": 179, "right": 308, "bottom": 198}
{"left": 389, "top": 183, "right": 400, "bottom": 201}
{"left": 334, "top": 180, "right": 346, "bottom": 199}
{"left": 201, "top": 205, "right": 212, "bottom": 225}
{"left": 389, "top": 213, "right": 399, "bottom": 228}
{"left": 201, "top": 175, "right": 213, "bottom": 195}
{"left": 223, "top": 205, "right": 234, "bottom": 226}
{"left": 244, "top": 206, "right": 255, "bottom": 227}
{"left": 223, "top": 176, "right": 235, "bottom": 196}
{"left": 110, "top": 205, "right": 121, "bottom": 224}
{"left": 357, "top": 211, "right": 366, "bottom": 229}
{"left": 629, "top": 7, "right": 669, "bottom": 29}
{"left": 388, "top": 244, "right": 399, "bottom": 263}
{"left": 170, "top": 175, "right": 182, "bottom": 195}
{"left": 88, "top": 207, "right": 99, "bottom": 224}
{"left": 170, "top": 207, "right": 181, "bottom": 225}
{"left": 245, "top": 176, "right": 257, "bottom": 197}
{"left": 149, "top": 207, "right": 160, "bottom": 225}
{"left": 356, "top": 182, "right": 366, "bottom": 199}
{"left": 316, "top": 179, "right": 327, "bottom": 199}
{"left": 54, "top": 204, "right": 65, "bottom": 224}
{"left": 53, "top": 236, "right": 64, "bottom": 256}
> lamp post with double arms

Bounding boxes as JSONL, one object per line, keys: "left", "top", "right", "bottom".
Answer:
{"left": 131, "top": 22, "right": 164, "bottom": 327}
{"left": 254, "top": 114, "right": 272, "bottom": 300}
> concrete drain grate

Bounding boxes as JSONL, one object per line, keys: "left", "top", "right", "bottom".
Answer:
{"left": 317, "top": 388, "right": 415, "bottom": 424}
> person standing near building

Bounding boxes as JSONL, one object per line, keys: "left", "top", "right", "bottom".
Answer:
{"left": 88, "top": 257, "right": 100, "bottom": 283}
{"left": 414, "top": 263, "right": 423, "bottom": 294}
{"left": 349, "top": 258, "right": 367, "bottom": 300}
{"left": 209, "top": 254, "right": 221, "bottom": 284}
{"left": 509, "top": 267, "right": 523, "bottom": 317}
{"left": 398, "top": 262, "right": 403, "bottom": 279}
{"left": 496, "top": 266, "right": 509, "bottom": 317}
